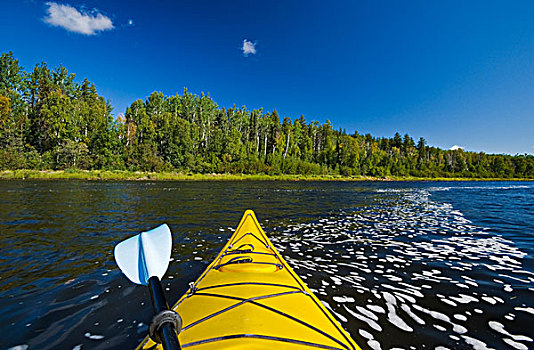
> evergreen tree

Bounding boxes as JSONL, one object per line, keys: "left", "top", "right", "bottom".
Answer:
{"left": 0, "top": 51, "right": 533, "bottom": 178}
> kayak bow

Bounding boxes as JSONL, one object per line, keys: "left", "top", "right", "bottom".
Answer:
{"left": 137, "top": 209, "right": 361, "bottom": 350}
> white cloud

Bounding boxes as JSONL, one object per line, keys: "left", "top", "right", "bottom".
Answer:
{"left": 43, "top": 2, "right": 114, "bottom": 35}
{"left": 242, "top": 39, "right": 256, "bottom": 56}
{"left": 450, "top": 145, "right": 463, "bottom": 151}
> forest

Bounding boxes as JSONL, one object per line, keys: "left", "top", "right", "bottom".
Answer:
{"left": 1, "top": 51, "right": 533, "bottom": 178}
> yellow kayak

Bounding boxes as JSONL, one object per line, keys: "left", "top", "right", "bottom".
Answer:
{"left": 137, "top": 210, "right": 361, "bottom": 350}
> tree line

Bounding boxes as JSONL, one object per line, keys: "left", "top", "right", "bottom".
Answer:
{"left": 1, "top": 52, "right": 533, "bottom": 178}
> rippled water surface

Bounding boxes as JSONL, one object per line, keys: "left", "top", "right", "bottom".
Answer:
{"left": 1, "top": 181, "right": 533, "bottom": 350}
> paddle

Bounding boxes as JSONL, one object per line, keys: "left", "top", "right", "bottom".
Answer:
{"left": 114, "top": 224, "right": 182, "bottom": 350}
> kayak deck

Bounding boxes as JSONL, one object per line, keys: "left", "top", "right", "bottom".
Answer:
{"left": 137, "top": 210, "right": 360, "bottom": 350}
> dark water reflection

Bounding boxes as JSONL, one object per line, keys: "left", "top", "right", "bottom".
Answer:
{"left": 0, "top": 181, "right": 533, "bottom": 350}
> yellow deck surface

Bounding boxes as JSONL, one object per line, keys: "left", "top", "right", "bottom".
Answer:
{"left": 137, "top": 210, "right": 360, "bottom": 350}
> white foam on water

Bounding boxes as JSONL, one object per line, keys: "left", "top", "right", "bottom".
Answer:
{"left": 465, "top": 280, "right": 478, "bottom": 287}
{"left": 503, "top": 338, "right": 529, "bottom": 350}
{"left": 393, "top": 291, "right": 416, "bottom": 304}
{"left": 449, "top": 294, "right": 478, "bottom": 304}
{"left": 452, "top": 324, "right": 468, "bottom": 334}
{"left": 434, "top": 324, "right": 446, "bottom": 331}
{"left": 331, "top": 276, "right": 342, "bottom": 285}
{"left": 367, "top": 340, "right": 382, "bottom": 350}
{"left": 332, "top": 310, "right": 347, "bottom": 322}
{"left": 453, "top": 314, "right": 467, "bottom": 321}
{"left": 382, "top": 284, "right": 424, "bottom": 298}
{"left": 84, "top": 332, "right": 104, "bottom": 340}
{"left": 412, "top": 304, "right": 467, "bottom": 334}
{"left": 441, "top": 298, "right": 457, "bottom": 307}
{"left": 271, "top": 185, "right": 534, "bottom": 350}
{"left": 367, "top": 304, "right": 386, "bottom": 314}
{"left": 398, "top": 282, "right": 421, "bottom": 290}
{"left": 6, "top": 346, "right": 28, "bottom": 350}
{"left": 514, "top": 307, "right": 534, "bottom": 315}
{"left": 498, "top": 274, "right": 530, "bottom": 283}
{"left": 488, "top": 321, "right": 533, "bottom": 342}
{"left": 356, "top": 305, "right": 379, "bottom": 321}
{"left": 412, "top": 304, "right": 450, "bottom": 323}
{"left": 400, "top": 304, "right": 425, "bottom": 325}
{"left": 358, "top": 329, "right": 382, "bottom": 350}
{"left": 383, "top": 292, "right": 413, "bottom": 332}
{"left": 344, "top": 305, "right": 382, "bottom": 331}
{"left": 358, "top": 329, "right": 373, "bottom": 340}
{"left": 333, "top": 296, "right": 355, "bottom": 303}
{"left": 461, "top": 335, "right": 494, "bottom": 350}
{"left": 482, "top": 296, "right": 497, "bottom": 305}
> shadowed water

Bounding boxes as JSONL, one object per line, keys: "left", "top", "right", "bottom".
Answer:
{"left": 0, "top": 181, "right": 533, "bottom": 350}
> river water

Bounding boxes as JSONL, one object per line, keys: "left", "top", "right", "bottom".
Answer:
{"left": 1, "top": 180, "right": 533, "bottom": 350}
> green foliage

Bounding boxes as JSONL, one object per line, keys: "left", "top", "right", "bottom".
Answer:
{"left": 0, "top": 51, "right": 533, "bottom": 179}
{"left": 0, "top": 95, "right": 10, "bottom": 119}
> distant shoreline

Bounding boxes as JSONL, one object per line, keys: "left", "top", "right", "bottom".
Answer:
{"left": 1, "top": 170, "right": 532, "bottom": 182}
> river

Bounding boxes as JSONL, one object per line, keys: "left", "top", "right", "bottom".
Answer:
{"left": 1, "top": 180, "right": 533, "bottom": 350}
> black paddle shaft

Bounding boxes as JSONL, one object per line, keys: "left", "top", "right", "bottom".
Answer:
{"left": 148, "top": 276, "right": 181, "bottom": 350}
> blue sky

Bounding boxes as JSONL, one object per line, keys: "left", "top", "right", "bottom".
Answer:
{"left": 1, "top": 1, "right": 534, "bottom": 155}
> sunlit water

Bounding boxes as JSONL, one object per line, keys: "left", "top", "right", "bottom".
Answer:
{"left": 1, "top": 181, "right": 533, "bottom": 350}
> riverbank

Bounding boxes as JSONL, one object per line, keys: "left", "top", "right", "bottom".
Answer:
{"left": 0, "top": 169, "right": 532, "bottom": 181}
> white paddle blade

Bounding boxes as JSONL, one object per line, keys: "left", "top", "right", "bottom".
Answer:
{"left": 114, "top": 224, "right": 172, "bottom": 285}
{"left": 114, "top": 233, "right": 143, "bottom": 284}
{"left": 141, "top": 224, "right": 172, "bottom": 280}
